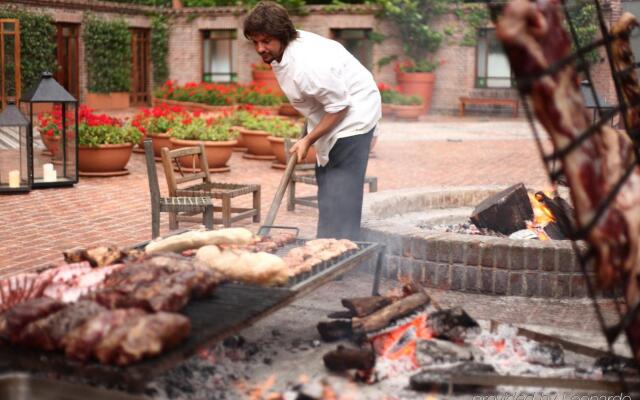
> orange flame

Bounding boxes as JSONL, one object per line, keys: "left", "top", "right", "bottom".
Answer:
{"left": 371, "top": 314, "right": 433, "bottom": 367}
{"left": 527, "top": 191, "right": 556, "bottom": 240}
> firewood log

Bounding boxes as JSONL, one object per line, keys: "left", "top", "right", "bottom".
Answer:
{"left": 351, "top": 291, "right": 431, "bottom": 335}
{"left": 341, "top": 296, "right": 392, "bottom": 318}
{"left": 323, "top": 345, "right": 375, "bottom": 372}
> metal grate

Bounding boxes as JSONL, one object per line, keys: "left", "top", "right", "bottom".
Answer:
{"left": 488, "top": 0, "right": 640, "bottom": 385}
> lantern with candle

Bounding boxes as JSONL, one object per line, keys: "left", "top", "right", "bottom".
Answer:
{"left": 20, "top": 72, "right": 78, "bottom": 188}
{"left": 0, "top": 101, "right": 31, "bottom": 194}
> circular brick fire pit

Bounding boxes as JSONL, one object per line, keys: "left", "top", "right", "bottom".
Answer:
{"left": 361, "top": 186, "right": 594, "bottom": 298}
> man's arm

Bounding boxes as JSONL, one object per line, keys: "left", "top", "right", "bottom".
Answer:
{"left": 289, "top": 107, "right": 349, "bottom": 162}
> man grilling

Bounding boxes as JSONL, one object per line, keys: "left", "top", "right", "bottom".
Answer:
{"left": 243, "top": 1, "right": 381, "bottom": 240}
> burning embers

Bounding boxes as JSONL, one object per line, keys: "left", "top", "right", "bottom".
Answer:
{"left": 470, "top": 183, "right": 575, "bottom": 240}
{"left": 314, "top": 283, "right": 625, "bottom": 396}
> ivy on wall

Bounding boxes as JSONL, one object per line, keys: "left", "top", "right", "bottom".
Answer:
{"left": 0, "top": 7, "right": 56, "bottom": 96}
{"left": 566, "top": 0, "right": 599, "bottom": 64}
{"left": 83, "top": 15, "right": 132, "bottom": 93}
{"left": 454, "top": 3, "right": 489, "bottom": 47}
{"left": 151, "top": 14, "right": 169, "bottom": 87}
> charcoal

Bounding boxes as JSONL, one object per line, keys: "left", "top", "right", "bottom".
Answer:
{"left": 317, "top": 320, "right": 352, "bottom": 342}
{"left": 427, "top": 307, "right": 480, "bottom": 341}
{"left": 223, "top": 335, "right": 245, "bottom": 348}
{"left": 416, "top": 339, "right": 475, "bottom": 366}
{"left": 526, "top": 341, "right": 564, "bottom": 366}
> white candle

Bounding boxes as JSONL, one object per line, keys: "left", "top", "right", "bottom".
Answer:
{"left": 43, "top": 163, "right": 54, "bottom": 175}
{"left": 8, "top": 170, "right": 20, "bottom": 188}
{"left": 43, "top": 169, "right": 57, "bottom": 182}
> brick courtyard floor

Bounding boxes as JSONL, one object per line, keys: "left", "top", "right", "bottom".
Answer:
{"left": 0, "top": 114, "right": 551, "bottom": 277}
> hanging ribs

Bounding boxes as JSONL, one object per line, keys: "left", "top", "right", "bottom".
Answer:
{"left": 496, "top": 0, "right": 640, "bottom": 361}
{"left": 611, "top": 12, "right": 640, "bottom": 135}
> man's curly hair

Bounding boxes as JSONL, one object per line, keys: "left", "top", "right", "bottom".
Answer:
{"left": 243, "top": 1, "right": 299, "bottom": 48}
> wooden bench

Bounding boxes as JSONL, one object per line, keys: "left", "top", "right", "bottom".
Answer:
{"left": 459, "top": 96, "right": 519, "bottom": 117}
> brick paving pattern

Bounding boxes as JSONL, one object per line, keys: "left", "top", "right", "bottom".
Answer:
{"left": 0, "top": 116, "right": 550, "bottom": 277}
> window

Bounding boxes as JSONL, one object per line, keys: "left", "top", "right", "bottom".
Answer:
{"left": 475, "top": 28, "right": 513, "bottom": 88}
{"left": 202, "top": 30, "right": 237, "bottom": 83}
{"left": 331, "top": 29, "right": 373, "bottom": 71}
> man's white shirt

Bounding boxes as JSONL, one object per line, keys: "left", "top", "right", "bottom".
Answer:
{"left": 271, "top": 30, "right": 381, "bottom": 166}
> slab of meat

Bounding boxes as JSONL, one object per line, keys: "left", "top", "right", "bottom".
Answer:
{"left": 62, "top": 308, "right": 146, "bottom": 362}
{"left": 2, "top": 298, "right": 66, "bottom": 342}
{"left": 283, "top": 239, "right": 358, "bottom": 275}
{"left": 0, "top": 273, "right": 52, "bottom": 313}
{"left": 611, "top": 12, "right": 640, "bottom": 134}
{"left": 94, "top": 312, "right": 190, "bottom": 366}
{"left": 17, "top": 301, "right": 106, "bottom": 350}
{"left": 63, "top": 245, "right": 125, "bottom": 268}
{"left": 496, "top": 0, "right": 640, "bottom": 361}
{"left": 43, "top": 263, "right": 125, "bottom": 303}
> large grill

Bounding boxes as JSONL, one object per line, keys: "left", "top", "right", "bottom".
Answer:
{"left": 0, "top": 238, "right": 384, "bottom": 392}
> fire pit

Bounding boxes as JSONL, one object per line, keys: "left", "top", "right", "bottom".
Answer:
{"left": 361, "top": 186, "right": 594, "bottom": 298}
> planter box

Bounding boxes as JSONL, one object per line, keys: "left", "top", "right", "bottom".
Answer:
{"left": 149, "top": 132, "right": 172, "bottom": 158}
{"left": 268, "top": 136, "right": 316, "bottom": 165}
{"left": 239, "top": 128, "right": 273, "bottom": 157}
{"left": 393, "top": 104, "right": 423, "bottom": 121}
{"left": 85, "top": 92, "right": 130, "bottom": 110}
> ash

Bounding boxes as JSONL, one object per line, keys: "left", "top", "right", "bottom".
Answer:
{"left": 420, "top": 220, "right": 506, "bottom": 237}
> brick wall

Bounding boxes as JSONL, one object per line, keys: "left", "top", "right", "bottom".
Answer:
{"left": 4, "top": 0, "right": 628, "bottom": 114}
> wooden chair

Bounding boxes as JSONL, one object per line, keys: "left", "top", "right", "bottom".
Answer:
{"left": 143, "top": 139, "right": 213, "bottom": 239}
{"left": 161, "top": 144, "right": 261, "bottom": 228}
{"left": 284, "top": 137, "right": 378, "bottom": 211}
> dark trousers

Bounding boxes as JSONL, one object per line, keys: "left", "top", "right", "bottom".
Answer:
{"left": 315, "top": 128, "right": 374, "bottom": 240}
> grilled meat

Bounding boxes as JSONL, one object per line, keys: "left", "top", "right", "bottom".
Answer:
{"left": 63, "top": 245, "right": 125, "bottom": 268}
{"left": 95, "top": 312, "right": 190, "bottom": 366}
{"left": 3, "top": 298, "right": 66, "bottom": 342}
{"left": 0, "top": 273, "right": 51, "bottom": 313}
{"left": 17, "top": 301, "right": 106, "bottom": 350}
{"left": 62, "top": 308, "right": 147, "bottom": 362}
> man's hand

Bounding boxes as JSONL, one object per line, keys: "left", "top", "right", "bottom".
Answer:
{"left": 289, "top": 137, "right": 311, "bottom": 163}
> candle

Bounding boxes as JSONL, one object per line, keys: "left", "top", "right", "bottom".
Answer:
{"left": 43, "top": 163, "right": 54, "bottom": 177}
{"left": 8, "top": 170, "right": 20, "bottom": 188}
{"left": 43, "top": 169, "right": 57, "bottom": 182}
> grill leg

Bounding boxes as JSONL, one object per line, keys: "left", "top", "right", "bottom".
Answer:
{"left": 372, "top": 248, "right": 384, "bottom": 296}
{"left": 222, "top": 197, "right": 231, "bottom": 227}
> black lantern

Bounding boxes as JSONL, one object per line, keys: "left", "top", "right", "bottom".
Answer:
{"left": 0, "top": 101, "right": 31, "bottom": 193}
{"left": 20, "top": 72, "right": 78, "bottom": 188}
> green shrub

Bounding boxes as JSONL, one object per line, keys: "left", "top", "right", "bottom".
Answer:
{"left": 0, "top": 8, "right": 56, "bottom": 97}
{"left": 170, "top": 117, "right": 235, "bottom": 141}
{"left": 261, "top": 118, "right": 301, "bottom": 138}
{"left": 83, "top": 15, "right": 132, "bottom": 93}
{"left": 151, "top": 15, "right": 170, "bottom": 87}
{"left": 79, "top": 124, "right": 142, "bottom": 147}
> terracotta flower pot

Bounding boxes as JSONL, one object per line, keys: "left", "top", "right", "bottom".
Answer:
{"left": 239, "top": 128, "right": 273, "bottom": 156}
{"left": 78, "top": 143, "right": 133, "bottom": 173}
{"left": 396, "top": 71, "right": 435, "bottom": 114}
{"left": 268, "top": 136, "right": 316, "bottom": 165}
{"left": 381, "top": 103, "right": 396, "bottom": 118}
{"left": 252, "top": 69, "right": 283, "bottom": 96}
{"left": 392, "top": 104, "right": 423, "bottom": 121}
{"left": 278, "top": 103, "right": 301, "bottom": 117}
{"left": 170, "top": 138, "right": 237, "bottom": 170}
{"left": 41, "top": 135, "right": 61, "bottom": 156}
{"left": 149, "top": 132, "right": 172, "bottom": 158}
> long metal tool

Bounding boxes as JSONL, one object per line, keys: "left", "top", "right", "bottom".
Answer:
{"left": 258, "top": 143, "right": 298, "bottom": 237}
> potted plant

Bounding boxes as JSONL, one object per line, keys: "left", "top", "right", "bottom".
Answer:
{"left": 378, "top": 83, "right": 399, "bottom": 118}
{"left": 236, "top": 84, "right": 282, "bottom": 115}
{"left": 278, "top": 95, "right": 301, "bottom": 117}
{"left": 153, "top": 80, "right": 237, "bottom": 113}
{"left": 169, "top": 116, "right": 237, "bottom": 172}
{"left": 77, "top": 108, "right": 141, "bottom": 175}
{"left": 137, "top": 104, "right": 188, "bottom": 159}
{"left": 379, "top": 0, "right": 447, "bottom": 114}
{"left": 36, "top": 107, "right": 64, "bottom": 156}
{"left": 264, "top": 119, "right": 315, "bottom": 167}
{"left": 251, "top": 63, "right": 283, "bottom": 96}
{"left": 230, "top": 111, "right": 277, "bottom": 160}
{"left": 390, "top": 93, "right": 424, "bottom": 120}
